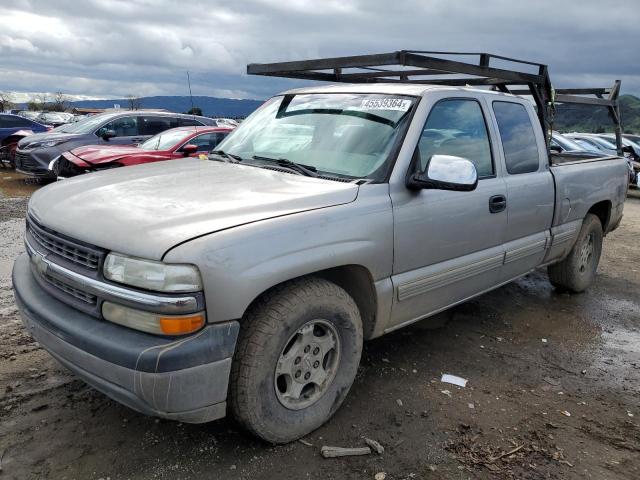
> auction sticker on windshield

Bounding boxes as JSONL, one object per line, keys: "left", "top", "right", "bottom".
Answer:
{"left": 359, "top": 98, "right": 412, "bottom": 111}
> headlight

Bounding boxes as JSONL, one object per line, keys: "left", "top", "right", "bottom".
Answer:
{"left": 102, "top": 302, "right": 205, "bottom": 335}
{"left": 25, "top": 139, "right": 65, "bottom": 149}
{"left": 42, "top": 140, "right": 64, "bottom": 147}
{"left": 103, "top": 253, "right": 203, "bottom": 292}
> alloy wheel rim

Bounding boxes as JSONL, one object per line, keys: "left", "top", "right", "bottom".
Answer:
{"left": 274, "top": 319, "right": 341, "bottom": 410}
{"left": 579, "top": 233, "right": 594, "bottom": 273}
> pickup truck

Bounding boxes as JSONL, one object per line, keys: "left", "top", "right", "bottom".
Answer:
{"left": 12, "top": 55, "right": 629, "bottom": 444}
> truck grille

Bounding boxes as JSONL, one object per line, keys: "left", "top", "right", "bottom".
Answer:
{"left": 27, "top": 217, "right": 105, "bottom": 271}
{"left": 44, "top": 273, "right": 98, "bottom": 305}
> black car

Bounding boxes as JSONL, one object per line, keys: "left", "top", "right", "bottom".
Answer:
{"left": 15, "top": 111, "right": 217, "bottom": 179}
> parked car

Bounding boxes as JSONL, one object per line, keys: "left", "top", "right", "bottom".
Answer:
{"left": 567, "top": 134, "right": 638, "bottom": 185}
{"left": 599, "top": 134, "right": 640, "bottom": 159}
{"left": 212, "top": 118, "right": 240, "bottom": 128}
{"left": 550, "top": 132, "right": 594, "bottom": 153}
{"left": 565, "top": 134, "right": 618, "bottom": 156}
{"left": 14, "top": 111, "right": 218, "bottom": 179}
{"left": 0, "top": 114, "right": 50, "bottom": 168}
{"left": 623, "top": 134, "right": 640, "bottom": 144}
{"left": 35, "top": 112, "right": 70, "bottom": 127}
{"left": 0, "top": 113, "right": 49, "bottom": 142}
{"left": 12, "top": 53, "right": 628, "bottom": 444}
{"left": 54, "top": 126, "right": 233, "bottom": 178}
{"left": 17, "top": 111, "right": 43, "bottom": 121}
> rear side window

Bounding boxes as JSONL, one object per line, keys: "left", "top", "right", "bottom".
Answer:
{"left": 493, "top": 102, "right": 540, "bottom": 174}
{"left": 179, "top": 118, "right": 203, "bottom": 127}
{"left": 139, "top": 116, "right": 179, "bottom": 136}
{"left": 418, "top": 99, "right": 494, "bottom": 177}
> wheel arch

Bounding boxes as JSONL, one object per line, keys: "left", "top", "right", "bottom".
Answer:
{"left": 242, "top": 264, "right": 379, "bottom": 340}
{"left": 587, "top": 200, "right": 611, "bottom": 232}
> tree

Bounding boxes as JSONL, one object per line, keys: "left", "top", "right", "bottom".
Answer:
{"left": 48, "top": 91, "right": 68, "bottom": 112}
{"left": 0, "top": 92, "right": 16, "bottom": 112}
{"left": 186, "top": 107, "right": 202, "bottom": 116}
{"left": 126, "top": 94, "right": 142, "bottom": 110}
{"left": 27, "top": 93, "right": 48, "bottom": 111}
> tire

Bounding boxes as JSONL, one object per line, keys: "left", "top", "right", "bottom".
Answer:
{"left": 548, "top": 213, "right": 603, "bottom": 293}
{"left": 229, "top": 277, "right": 363, "bottom": 444}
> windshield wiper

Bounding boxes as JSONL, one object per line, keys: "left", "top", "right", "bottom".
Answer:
{"left": 252, "top": 155, "right": 318, "bottom": 177}
{"left": 209, "top": 150, "right": 243, "bottom": 163}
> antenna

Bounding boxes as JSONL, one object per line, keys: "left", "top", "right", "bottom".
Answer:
{"left": 186, "top": 71, "right": 197, "bottom": 137}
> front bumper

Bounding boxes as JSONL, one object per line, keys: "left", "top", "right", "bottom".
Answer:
{"left": 12, "top": 253, "right": 239, "bottom": 423}
{"left": 14, "top": 148, "right": 58, "bottom": 178}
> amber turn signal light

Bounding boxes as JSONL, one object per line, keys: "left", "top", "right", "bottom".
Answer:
{"left": 159, "top": 314, "right": 205, "bottom": 335}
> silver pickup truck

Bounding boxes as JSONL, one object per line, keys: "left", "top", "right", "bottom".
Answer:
{"left": 13, "top": 52, "right": 629, "bottom": 444}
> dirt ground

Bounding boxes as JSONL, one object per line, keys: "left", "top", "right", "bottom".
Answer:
{"left": 0, "top": 171, "right": 638, "bottom": 480}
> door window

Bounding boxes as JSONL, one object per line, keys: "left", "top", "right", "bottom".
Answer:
{"left": 492, "top": 102, "right": 540, "bottom": 174}
{"left": 98, "top": 116, "right": 139, "bottom": 137}
{"left": 181, "top": 132, "right": 229, "bottom": 152}
{"left": 418, "top": 99, "right": 494, "bottom": 177}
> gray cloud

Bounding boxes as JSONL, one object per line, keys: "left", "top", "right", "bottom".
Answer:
{"left": 0, "top": 0, "right": 638, "bottom": 100}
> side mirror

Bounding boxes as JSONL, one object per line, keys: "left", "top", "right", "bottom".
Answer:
{"left": 181, "top": 144, "right": 198, "bottom": 156}
{"left": 549, "top": 144, "right": 563, "bottom": 153}
{"left": 101, "top": 129, "right": 117, "bottom": 140}
{"left": 407, "top": 154, "right": 478, "bottom": 192}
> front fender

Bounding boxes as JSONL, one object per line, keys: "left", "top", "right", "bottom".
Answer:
{"left": 163, "top": 184, "right": 393, "bottom": 324}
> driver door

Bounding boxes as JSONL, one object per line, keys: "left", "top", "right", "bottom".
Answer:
{"left": 388, "top": 96, "right": 507, "bottom": 331}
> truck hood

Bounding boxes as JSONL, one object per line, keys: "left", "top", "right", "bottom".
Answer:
{"left": 29, "top": 159, "right": 359, "bottom": 260}
{"left": 70, "top": 145, "right": 153, "bottom": 165}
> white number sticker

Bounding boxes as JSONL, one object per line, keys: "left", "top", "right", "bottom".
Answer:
{"left": 359, "top": 98, "right": 412, "bottom": 111}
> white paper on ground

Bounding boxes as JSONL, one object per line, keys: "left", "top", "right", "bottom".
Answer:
{"left": 441, "top": 374, "right": 468, "bottom": 388}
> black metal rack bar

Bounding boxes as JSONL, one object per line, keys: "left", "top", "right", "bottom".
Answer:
{"left": 247, "top": 50, "right": 623, "bottom": 154}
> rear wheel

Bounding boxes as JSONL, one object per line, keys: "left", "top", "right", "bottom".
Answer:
{"left": 548, "top": 213, "right": 603, "bottom": 293}
{"left": 229, "top": 277, "right": 363, "bottom": 443}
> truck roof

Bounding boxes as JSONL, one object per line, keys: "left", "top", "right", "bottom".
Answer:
{"left": 280, "top": 82, "right": 519, "bottom": 98}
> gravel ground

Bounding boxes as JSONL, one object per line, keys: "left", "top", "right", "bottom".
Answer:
{"left": 0, "top": 172, "right": 639, "bottom": 480}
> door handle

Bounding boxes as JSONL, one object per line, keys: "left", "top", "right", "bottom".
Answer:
{"left": 489, "top": 195, "right": 507, "bottom": 213}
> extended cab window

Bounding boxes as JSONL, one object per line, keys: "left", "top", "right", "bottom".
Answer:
{"left": 418, "top": 99, "right": 494, "bottom": 177}
{"left": 493, "top": 102, "right": 540, "bottom": 174}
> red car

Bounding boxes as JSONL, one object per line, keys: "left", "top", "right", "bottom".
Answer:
{"left": 55, "top": 126, "right": 233, "bottom": 178}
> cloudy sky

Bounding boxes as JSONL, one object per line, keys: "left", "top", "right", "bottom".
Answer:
{"left": 1, "top": 0, "right": 639, "bottom": 101}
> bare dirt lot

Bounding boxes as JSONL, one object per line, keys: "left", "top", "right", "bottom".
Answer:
{"left": 1, "top": 172, "right": 639, "bottom": 480}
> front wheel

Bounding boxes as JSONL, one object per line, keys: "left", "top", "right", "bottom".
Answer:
{"left": 229, "top": 277, "right": 363, "bottom": 443}
{"left": 548, "top": 213, "right": 603, "bottom": 293}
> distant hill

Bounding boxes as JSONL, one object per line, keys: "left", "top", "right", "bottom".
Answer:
{"left": 554, "top": 94, "right": 640, "bottom": 134}
{"left": 68, "top": 95, "right": 263, "bottom": 118}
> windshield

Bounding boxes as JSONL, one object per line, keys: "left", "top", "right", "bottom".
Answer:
{"left": 139, "top": 129, "right": 187, "bottom": 151}
{"left": 52, "top": 113, "right": 112, "bottom": 134}
{"left": 216, "top": 93, "right": 415, "bottom": 180}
